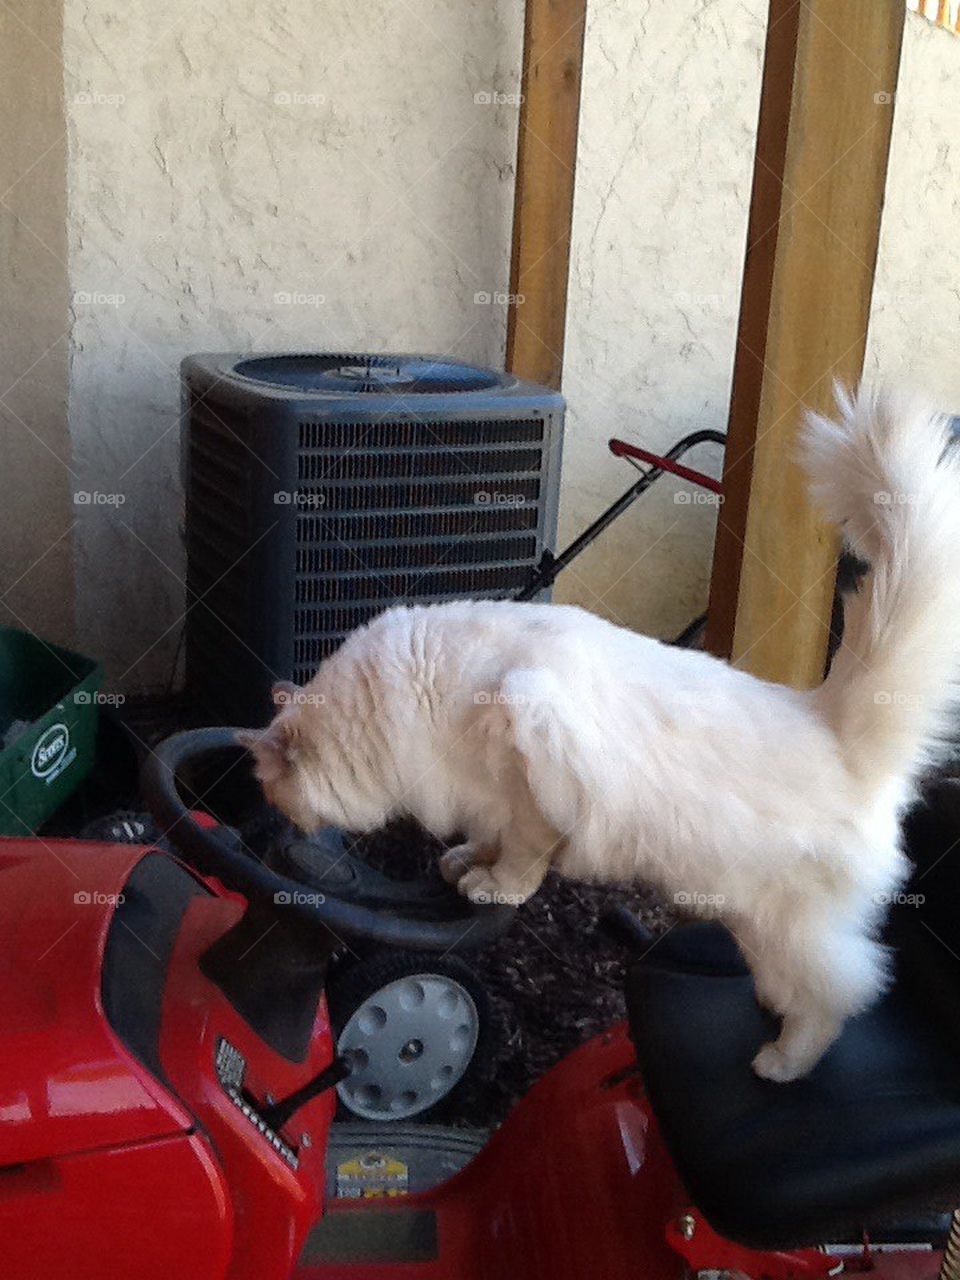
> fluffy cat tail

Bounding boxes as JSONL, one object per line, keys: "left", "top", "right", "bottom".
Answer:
{"left": 804, "top": 386, "right": 960, "bottom": 796}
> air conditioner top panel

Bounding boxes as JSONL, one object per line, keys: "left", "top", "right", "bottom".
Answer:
{"left": 182, "top": 352, "right": 565, "bottom": 417}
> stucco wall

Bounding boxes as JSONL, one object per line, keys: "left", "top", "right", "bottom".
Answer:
{"left": 0, "top": 1, "right": 72, "bottom": 645}
{"left": 865, "top": 12, "right": 960, "bottom": 413}
{"left": 557, "top": 6, "right": 960, "bottom": 643}
{"left": 554, "top": 0, "right": 766, "bottom": 640}
{"left": 7, "top": 3, "right": 960, "bottom": 687}
{"left": 64, "top": 0, "right": 523, "bottom": 686}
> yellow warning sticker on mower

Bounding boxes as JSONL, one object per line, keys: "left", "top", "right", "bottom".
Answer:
{"left": 336, "top": 1152, "right": 409, "bottom": 1199}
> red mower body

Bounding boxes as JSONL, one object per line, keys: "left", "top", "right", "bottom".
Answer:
{"left": 0, "top": 834, "right": 947, "bottom": 1280}
{"left": 295, "top": 1027, "right": 690, "bottom": 1280}
{"left": 0, "top": 836, "right": 336, "bottom": 1280}
{"left": 0, "top": 831, "right": 689, "bottom": 1280}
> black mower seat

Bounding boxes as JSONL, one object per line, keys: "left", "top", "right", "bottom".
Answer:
{"left": 626, "top": 785, "right": 960, "bottom": 1249}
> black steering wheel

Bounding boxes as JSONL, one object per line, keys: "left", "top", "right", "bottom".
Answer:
{"left": 141, "top": 726, "right": 515, "bottom": 952}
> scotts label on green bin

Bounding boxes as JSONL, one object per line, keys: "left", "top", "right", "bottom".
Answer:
{"left": 30, "top": 723, "right": 76, "bottom": 784}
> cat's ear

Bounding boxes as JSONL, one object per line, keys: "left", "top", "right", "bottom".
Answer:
{"left": 272, "top": 680, "right": 300, "bottom": 707}
{"left": 237, "top": 716, "right": 303, "bottom": 778}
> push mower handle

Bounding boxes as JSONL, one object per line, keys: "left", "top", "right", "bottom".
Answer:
{"left": 608, "top": 438, "right": 724, "bottom": 494}
{"left": 142, "top": 727, "right": 514, "bottom": 951}
{"left": 514, "top": 428, "right": 725, "bottom": 601}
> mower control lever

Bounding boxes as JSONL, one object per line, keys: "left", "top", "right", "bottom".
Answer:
{"left": 260, "top": 1055, "right": 352, "bottom": 1133}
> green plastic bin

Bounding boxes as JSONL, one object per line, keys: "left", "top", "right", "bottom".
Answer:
{"left": 0, "top": 627, "right": 104, "bottom": 835}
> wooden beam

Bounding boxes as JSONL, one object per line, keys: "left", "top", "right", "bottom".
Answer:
{"left": 505, "top": 0, "right": 587, "bottom": 388}
{"left": 705, "top": 0, "right": 905, "bottom": 688}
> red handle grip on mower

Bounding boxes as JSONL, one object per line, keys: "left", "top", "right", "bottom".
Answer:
{"left": 609, "top": 438, "right": 723, "bottom": 495}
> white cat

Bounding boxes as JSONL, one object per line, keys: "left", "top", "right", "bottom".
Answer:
{"left": 241, "top": 388, "right": 960, "bottom": 1082}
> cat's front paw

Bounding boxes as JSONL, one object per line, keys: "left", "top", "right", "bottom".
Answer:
{"left": 439, "top": 843, "right": 477, "bottom": 886}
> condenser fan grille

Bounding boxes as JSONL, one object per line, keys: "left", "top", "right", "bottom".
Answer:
{"left": 183, "top": 353, "right": 564, "bottom": 722}
{"left": 294, "top": 532, "right": 538, "bottom": 579}
{"left": 291, "top": 416, "right": 549, "bottom": 684}
{"left": 235, "top": 354, "right": 501, "bottom": 395}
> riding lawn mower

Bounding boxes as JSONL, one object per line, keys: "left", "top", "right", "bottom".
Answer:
{"left": 5, "top": 725, "right": 960, "bottom": 1279}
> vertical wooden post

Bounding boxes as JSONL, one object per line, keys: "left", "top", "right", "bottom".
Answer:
{"left": 506, "top": 0, "right": 588, "bottom": 388}
{"left": 705, "top": 0, "right": 905, "bottom": 687}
